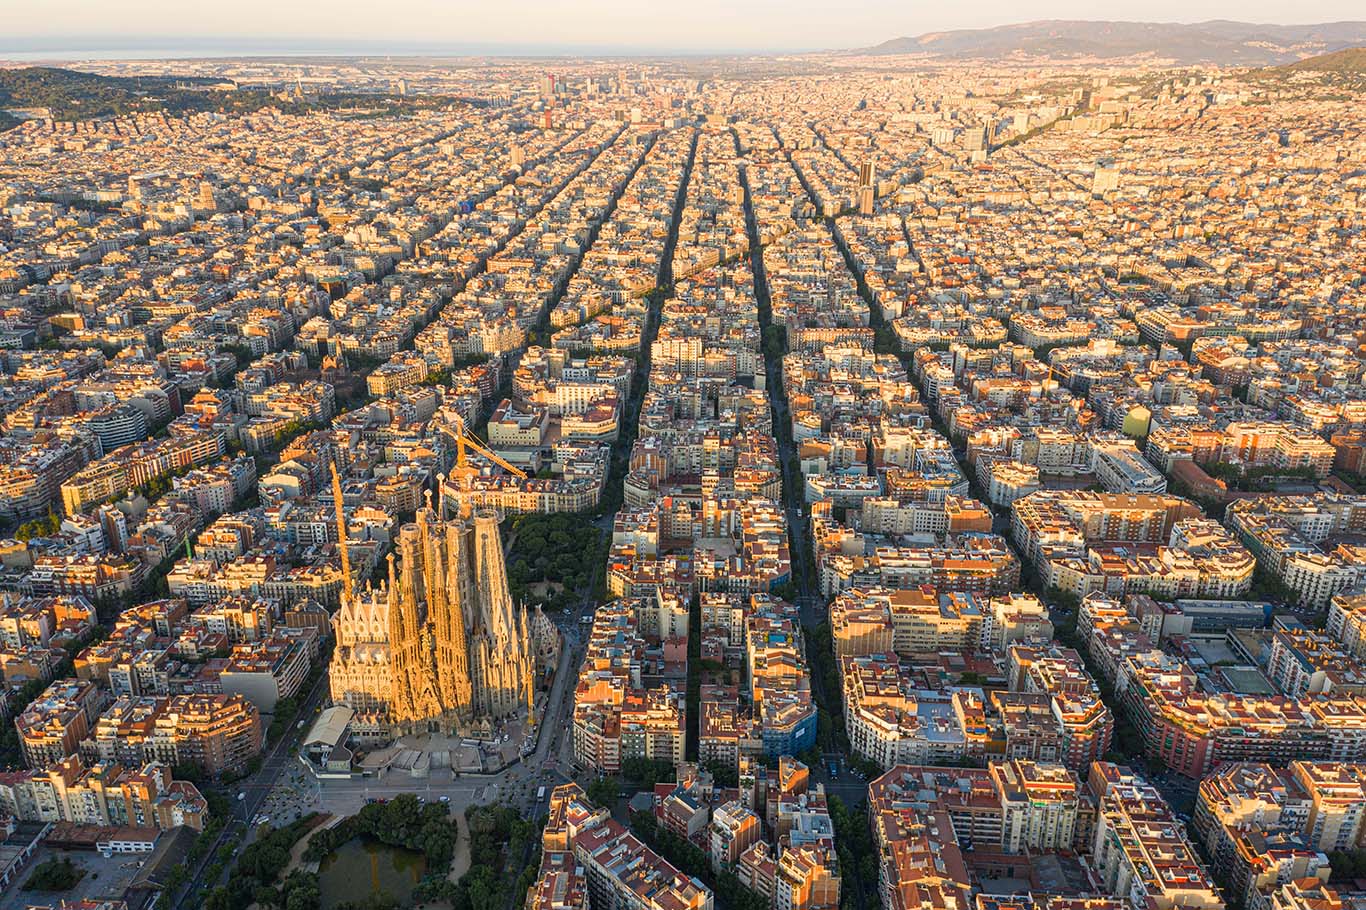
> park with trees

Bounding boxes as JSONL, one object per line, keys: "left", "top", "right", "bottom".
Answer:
{"left": 504, "top": 512, "right": 607, "bottom": 612}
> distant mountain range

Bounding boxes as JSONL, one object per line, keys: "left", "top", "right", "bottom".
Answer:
{"left": 853, "top": 20, "right": 1366, "bottom": 65}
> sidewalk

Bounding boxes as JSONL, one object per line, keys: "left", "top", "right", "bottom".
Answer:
{"left": 446, "top": 811, "right": 471, "bottom": 883}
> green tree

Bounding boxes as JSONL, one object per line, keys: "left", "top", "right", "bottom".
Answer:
{"left": 22, "top": 858, "right": 84, "bottom": 891}
{"left": 14, "top": 509, "right": 60, "bottom": 541}
{"left": 585, "top": 777, "right": 619, "bottom": 809}
{"left": 700, "top": 759, "right": 736, "bottom": 788}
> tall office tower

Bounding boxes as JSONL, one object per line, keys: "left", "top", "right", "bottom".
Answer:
{"left": 328, "top": 492, "right": 541, "bottom": 737}
{"left": 858, "top": 185, "right": 874, "bottom": 216}
{"left": 858, "top": 156, "right": 875, "bottom": 189}
{"left": 858, "top": 156, "right": 876, "bottom": 216}
{"left": 541, "top": 73, "right": 556, "bottom": 98}
{"left": 965, "top": 125, "right": 988, "bottom": 152}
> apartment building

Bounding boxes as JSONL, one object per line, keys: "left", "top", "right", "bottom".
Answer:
{"left": 1087, "top": 762, "right": 1221, "bottom": 910}
{"left": 536, "top": 783, "right": 713, "bottom": 910}
{"left": 841, "top": 654, "right": 983, "bottom": 769}
{"left": 709, "top": 800, "right": 762, "bottom": 871}
{"left": 81, "top": 694, "right": 263, "bottom": 777}
{"left": 0, "top": 754, "right": 207, "bottom": 831}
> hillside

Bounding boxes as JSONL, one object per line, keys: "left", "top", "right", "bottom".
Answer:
{"left": 1279, "top": 46, "right": 1366, "bottom": 73}
{"left": 0, "top": 65, "right": 433, "bottom": 124}
{"left": 855, "top": 20, "right": 1366, "bottom": 65}
{"left": 0, "top": 66, "right": 222, "bottom": 119}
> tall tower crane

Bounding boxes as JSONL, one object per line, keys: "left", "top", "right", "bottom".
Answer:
{"left": 331, "top": 459, "right": 353, "bottom": 609}
{"left": 438, "top": 413, "right": 528, "bottom": 521}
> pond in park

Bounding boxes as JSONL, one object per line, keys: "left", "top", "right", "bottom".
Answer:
{"left": 317, "top": 836, "right": 428, "bottom": 910}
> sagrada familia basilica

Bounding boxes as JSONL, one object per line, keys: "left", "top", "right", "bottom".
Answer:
{"left": 327, "top": 468, "right": 560, "bottom": 740}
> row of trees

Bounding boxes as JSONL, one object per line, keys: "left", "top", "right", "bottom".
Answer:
{"left": 802, "top": 622, "right": 850, "bottom": 754}
{"left": 686, "top": 593, "right": 702, "bottom": 759}
{"left": 828, "top": 796, "right": 877, "bottom": 910}
{"left": 266, "top": 641, "right": 332, "bottom": 743}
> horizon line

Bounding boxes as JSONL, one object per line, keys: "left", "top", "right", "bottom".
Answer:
{"left": 0, "top": 36, "right": 832, "bottom": 59}
{"left": 6, "top": 17, "right": 1366, "bottom": 62}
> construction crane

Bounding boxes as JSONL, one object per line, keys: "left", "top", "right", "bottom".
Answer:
{"left": 439, "top": 413, "right": 527, "bottom": 520}
{"left": 331, "top": 459, "right": 353, "bottom": 609}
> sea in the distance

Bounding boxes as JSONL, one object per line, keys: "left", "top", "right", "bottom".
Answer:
{"left": 0, "top": 36, "right": 778, "bottom": 61}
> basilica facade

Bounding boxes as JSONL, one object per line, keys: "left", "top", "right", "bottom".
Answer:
{"left": 328, "top": 500, "right": 555, "bottom": 738}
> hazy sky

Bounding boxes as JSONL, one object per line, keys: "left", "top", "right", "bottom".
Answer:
{"left": 4, "top": 0, "right": 1365, "bottom": 53}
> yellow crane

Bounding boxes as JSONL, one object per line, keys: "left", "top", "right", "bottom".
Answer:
{"left": 330, "top": 458, "right": 353, "bottom": 609}
{"left": 439, "top": 413, "right": 527, "bottom": 520}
